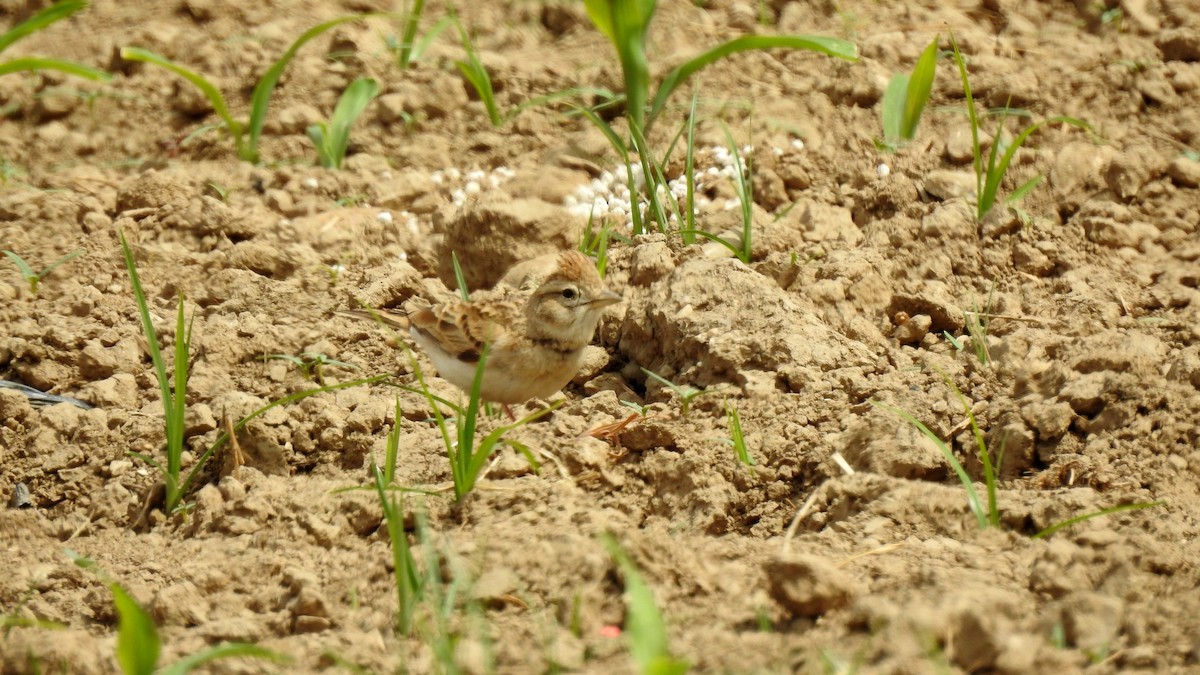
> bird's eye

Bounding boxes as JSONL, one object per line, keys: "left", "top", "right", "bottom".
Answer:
{"left": 561, "top": 287, "right": 578, "bottom": 300}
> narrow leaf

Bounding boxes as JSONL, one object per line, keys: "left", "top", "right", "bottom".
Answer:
{"left": 649, "top": 34, "right": 858, "bottom": 128}
{"left": 900, "top": 36, "right": 938, "bottom": 139}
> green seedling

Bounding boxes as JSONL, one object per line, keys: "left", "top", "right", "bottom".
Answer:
{"left": 641, "top": 368, "right": 710, "bottom": 417}
{"left": 454, "top": 15, "right": 501, "bottom": 126}
{"left": 0, "top": 0, "right": 110, "bottom": 81}
{"left": 581, "top": 0, "right": 854, "bottom": 235}
{"left": 963, "top": 285, "right": 995, "bottom": 366}
{"left": 451, "top": 250, "right": 470, "bottom": 301}
{"left": 601, "top": 534, "right": 689, "bottom": 675}
{"left": 383, "top": 398, "right": 402, "bottom": 484}
{"left": 878, "top": 34, "right": 938, "bottom": 151}
{"left": 120, "top": 14, "right": 369, "bottom": 164}
{"left": 307, "top": 77, "right": 379, "bottom": 169}
{"left": 68, "top": 551, "right": 284, "bottom": 674}
{"left": 583, "top": 0, "right": 856, "bottom": 133}
{"left": 579, "top": 209, "right": 631, "bottom": 278}
{"left": 725, "top": 401, "right": 755, "bottom": 472}
{"left": 948, "top": 31, "right": 1090, "bottom": 222}
{"left": 387, "top": 0, "right": 452, "bottom": 69}
{"left": 875, "top": 367, "right": 1161, "bottom": 536}
{"left": 262, "top": 351, "right": 359, "bottom": 385}
{"left": 356, "top": 305, "right": 555, "bottom": 500}
{"left": 439, "top": 344, "right": 554, "bottom": 500}
{"left": 682, "top": 124, "right": 754, "bottom": 262}
{"left": 120, "top": 231, "right": 192, "bottom": 515}
{"left": 373, "top": 464, "right": 422, "bottom": 634}
{"left": 123, "top": 230, "right": 385, "bottom": 513}
{"left": 2, "top": 248, "right": 84, "bottom": 295}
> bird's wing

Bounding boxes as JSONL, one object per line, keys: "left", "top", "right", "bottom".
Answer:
{"left": 410, "top": 297, "right": 520, "bottom": 363}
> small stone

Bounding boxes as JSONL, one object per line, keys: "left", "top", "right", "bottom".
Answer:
{"left": 1057, "top": 591, "right": 1123, "bottom": 654}
{"left": 8, "top": 482, "right": 31, "bottom": 509}
{"left": 293, "top": 615, "right": 332, "bottom": 634}
{"left": 894, "top": 314, "right": 932, "bottom": 345}
{"left": 1167, "top": 157, "right": 1200, "bottom": 188}
{"left": 765, "top": 553, "right": 858, "bottom": 617}
{"left": 923, "top": 170, "right": 977, "bottom": 200}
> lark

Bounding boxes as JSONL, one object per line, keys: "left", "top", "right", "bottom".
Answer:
{"left": 345, "top": 250, "right": 621, "bottom": 406}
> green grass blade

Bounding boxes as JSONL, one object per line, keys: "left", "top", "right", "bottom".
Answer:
{"left": 451, "top": 251, "right": 470, "bottom": 301}
{"left": 872, "top": 400, "right": 988, "bottom": 529}
{"left": 453, "top": 18, "right": 500, "bottom": 127}
{"left": 0, "top": 0, "right": 87, "bottom": 54}
{"left": 373, "top": 464, "right": 420, "bottom": 633}
{"left": 454, "top": 344, "right": 490, "bottom": 499}
{"left": 119, "top": 48, "right": 238, "bottom": 143}
{"left": 725, "top": 402, "right": 754, "bottom": 468}
{"left": 318, "top": 76, "right": 379, "bottom": 168}
{"left": 246, "top": 14, "right": 368, "bottom": 163}
{"left": 395, "top": 0, "right": 426, "bottom": 69}
{"left": 978, "top": 107, "right": 1010, "bottom": 218}
{"left": 901, "top": 36, "right": 938, "bottom": 139}
{"left": 465, "top": 401, "right": 561, "bottom": 486}
{"left": 1005, "top": 174, "right": 1043, "bottom": 204}
{"left": 684, "top": 89, "right": 698, "bottom": 242}
{"left": 573, "top": 104, "right": 645, "bottom": 235}
{"left": 649, "top": 34, "right": 857, "bottom": 128}
{"left": 719, "top": 122, "right": 753, "bottom": 263}
{"left": 111, "top": 580, "right": 160, "bottom": 675}
{"left": 938, "top": 370, "right": 998, "bottom": 527}
{"left": 159, "top": 644, "right": 286, "bottom": 675}
{"left": 982, "top": 115, "right": 1090, "bottom": 215}
{"left": 582, "top": 0, "right": 617, "bottom": 43}
{"left": 37, "top": 248, "right": 85, "bottom": 278}
{"left": 385, "top": 398, "right": 401, "bottom": 484}
{"left": 118, "top": 231, "right": 174, "bottom": 459}
{"left": 586, "top": 0, "right": 656, "bottom": 131}
{"left": 948, "top": 32, "right": 983, "bottom": 209}
{"left": 880, "top": 73, "right": 908, "bottom": 145}
{"left": 2, "top": 250, "right": 34, "bottom": 279}
{"left": 0, "top": 57, "right": 110, "bottom": 80}
{"left": 1032, "top": 501, "right": 1163, "bottom": 540}
{"left": 408, "top": 15, "right": 453, "bottom": 66}
{"left": 165, "top": 297, "right": 190, "bottom": 512}
{"left": 601, "top": 534, "right": 689, "bottom": 674}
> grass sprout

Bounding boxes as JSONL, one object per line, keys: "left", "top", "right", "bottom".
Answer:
{"left": 261, "top": 351, "right": 359, "bottom": 385}
{"left": 2, "top": 248, "right": 84, "bottom": 295}
{"left": 948, "top": 31, "right": 1091, "bottom": 221}
{"left": 725, "top": 401, "right": 755, "bottom": 473}
{"left": 307, "top": 77, "right": 380, "bottom": 169}
{"left": 68, "top": 550, "right": 285, "bottom": 674}
{"left": 683, "top": 124, "right": 753, "bottom": 262}
{"left": 579, "top": 1, "right": 854, "bottom": 235}
{"left": 121, "top": 13, "right": 369, "bottom": 164}
{"left": 454, "top": 14, "right": 501, "bottom": 126}
{"left": 1032, "top": 501, "right": 1163, "bottom": 540}
{"left": 0, "top": 0, "right": 111, "bottom": 81}
{"left": 120, "top": 231, "right": 192, "bottom": 515}
{"left": 373, "top": 464, "right": 422, "bottom": 634}
{"left": 878, "top": 34, "right": 938, "bottom": 151}
{"left": 875, "top": 367, "right": 1163, "bottom": 537}
{"left": 356, "top": 306, "right": 556, "bottom": 501}
{"left": 388, "top": 0, "right": 450, "bottom": 69}
{"left": 601, "top": 534, "right": 689, "bottom": 675}
{"left": 125, "top": 229, "right": 386, "bottom": 513}
{"left": 642, "top": 368, "right": 710, "bottom": 418}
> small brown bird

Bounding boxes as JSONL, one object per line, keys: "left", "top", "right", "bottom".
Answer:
{"left": 346, "top": 250, "right": 621, "bottom": 405}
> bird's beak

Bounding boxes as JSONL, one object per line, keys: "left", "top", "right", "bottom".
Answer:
{"left": 591, "top": 289, "right": 622, "bottom": 307}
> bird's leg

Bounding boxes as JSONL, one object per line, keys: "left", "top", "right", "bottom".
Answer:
{"left": 502, "top": 404, "right": 516, "bottom": 421}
